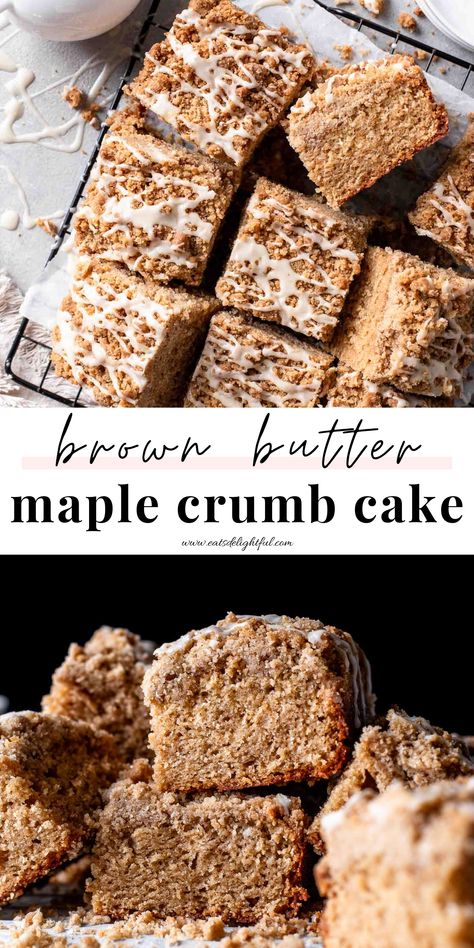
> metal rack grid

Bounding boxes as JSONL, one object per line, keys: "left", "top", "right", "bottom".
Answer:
{"left": 5, "top": 0, "right": 474, "bottom": 406}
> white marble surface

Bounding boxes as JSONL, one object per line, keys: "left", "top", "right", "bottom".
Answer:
{"left": 0, "top": 0, "right": 473, "bottom": 294}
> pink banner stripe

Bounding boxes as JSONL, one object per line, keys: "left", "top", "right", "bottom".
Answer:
{"left": 22, "top": 456, "right": 453, "bottom": 471}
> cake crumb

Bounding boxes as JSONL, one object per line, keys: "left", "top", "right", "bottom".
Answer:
{"left": 63, "top": 85, "right": 101, "bottom": 128}
{"left": 63, "top": 85, "right": 84, "bottom": 109}
{"left": 398, "top": 11, "right": 417, "bottom": 30}
{"left": 36, "top": 218, "right": 58, "bottom": 237}
{"left": 414, "top": 49, "right": 429, "bottom": 60}
{"left": 414, "top": 5, "right": 423, "bottom": 14}
{"left": 334, "top": 44, "right": 353, "bottom": 61}
{"left": 358, "top": 0, "right": 384, "bottom": 15}
{"left": 9, "top": 910, "right": 67, "bottom": 947}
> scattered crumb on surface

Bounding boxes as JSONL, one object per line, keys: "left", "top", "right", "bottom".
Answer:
{"left": 414, "top": 49, "right": 429, "bottom": 61}
{"left": 63, "top": 85, "right": 101, "bottom": 128}
{"left": 358, "top": 0, "right": 384, "bottom": 16}
{"left": 63, "top": 85, "right": 84, "bottom": 110}
{"left": 1, "top": 909, "right": 322, "bottom": 946}
{"left": 36, "top": 218, "right": 58, "bottom": 237}
{"left": 414, "top": 5, "right": 423, "bottom": 14}
{"left": 334, "top": 43, "right": 353, "bottom": 60}
{"left": 7, "top": 910, "right": 67, "bottom": 947}
{"left": 398, "top": 11, "right": 417, "bottom": 30}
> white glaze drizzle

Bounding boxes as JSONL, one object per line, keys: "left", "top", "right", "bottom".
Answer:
{"left": 155, "top": 613, "right": 373, "bottom": 729}
{"left": 218, "top": 189, "right": 361, "bottom": 339}
{"left": 0, "top": 49, "right": 124, "bottom": 153}
{"left": 141, "top": 7, "right": 311, "bottom": 165}
{"left": 390, "top": 288, "right": 474, "bottom": 397}
{"left": 75, "top": 130, "right": 219, "bottom": 273}
{"left": 413, "top": 172, "right": 474, "bottom": 264}
{"left": 0, "top": 163, "right": 64, "bottom": 231}
{"left": 53, "top": 269, "right": 178, "bottom": 406}
{"left": 187, "top": 316, "right": 329, "bottom": 407}
{"left": 327, "top": 368, "right": 418, "bottom": 407}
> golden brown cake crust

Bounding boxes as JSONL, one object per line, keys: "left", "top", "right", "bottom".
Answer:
{"left": 42, "top": 626, "right": 154, "bottom": 762}
{"left": 143, "top": 613, "right": 375, "bottom": 793}
{"left": 88, "top": 767, "right": 309, "bottom": 922}
{"left": 0, "top": 711, "right": 118, "bottom": 905}
{"left": 288, "top": 56, "right": 449, "bottom": 208}
{"left": 126, "top": 0, "right": 314, "bottom": 168}
{"left": 216, "top": 178, "right": 368, "bottom": 343}
{"left": 185, "top": 309, "right": 336, "bottom": 407}
{"left": 409, "top": 123, "right": 474, "bottom": 269}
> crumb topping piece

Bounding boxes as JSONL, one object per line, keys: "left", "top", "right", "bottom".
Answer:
{"left": 216, "top": 178, "right": 368, "bottom": 343}
{"left": 73, "top": 109, "right": 236, "bottom": 285}
{"left": 52, "top": 258, "right": 217, "bottom": 407}
{"left": 127, "top": 0, "right": 314, "bottom": 168}
{"left": 409, "top": 123, "right": 474, "bottom": 270}
{"left": 330, "top": 246, "right": 474, "bottom": 398}
{"left": 185, "top": 309, "right": 336, "bottom": 407}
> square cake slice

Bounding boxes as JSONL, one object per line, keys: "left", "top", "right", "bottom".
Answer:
{"left": 42, "top": 626, "right": 154, "bottom": 763}
{"left": 330, "top": 247, "right": 474, "bottom": 398}
{"left": 73, "top": 109, "right": 236, "bottom": 284}
{"left": 409, "top": 124, "right": 474, "bottom": 270}
{"left": 143, "top": 613, "right": 375, "bottom": 792}
{"left": 288, "top": 56, "right": 449, "bottom": 208}
{"left": 126, "top": 0, "right": 314, "bottom": 169}
{"left": 184, "top": 310, "right": 335, "bottom": 407}
{"left": 216, "top": 178, "right": 368, "bottom": 342}
{"left": 0, "top": 712, "right": 118, "bottom": 904}
{"left": 51, "top": 259, "right": 218, "bottom": 407}
{"left": 317, "top": 779, "right": 474, "bottom": 948}
{"left": 88, "top": 765, "right": 309, "bottom": 922}
{"left": 327, "top": 363, "right": 452, "bottom": 407}
{"left": 309, "top": 708, "right": 474, "bottom": 851}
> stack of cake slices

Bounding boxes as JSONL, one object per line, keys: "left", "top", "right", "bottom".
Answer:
{"left": 50, "top": 0, "right": 474, "bottom": 408}
{"left": 1, "top": 616, "right": 474, "bottom": 946}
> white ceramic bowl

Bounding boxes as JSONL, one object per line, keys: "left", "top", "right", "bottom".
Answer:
{"left": 0, "top": 0, "right": 142, "bottom": 41}
{"left": 416, "top": 0, "right": 474, "bottom": 52}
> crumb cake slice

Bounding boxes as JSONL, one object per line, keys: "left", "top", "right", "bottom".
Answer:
{"left": 88, "top": 762, "right": 309, "bottom": 922}
{"left": 51, "top": 259, "right": 218, "bottom": 407}
{"left": 330, "top": 246, "right": 474, "bottom": 398}
{"left": 126, "top": 0, "right": 314, "bottom": 169}
{"left": 42, "top": 626, "right": 154, "bottom": 763}
{"left": 327, "top": 363, "right": 452, "bottom": 407}
{"left": 288, "top": 56, "right": 449, "bottom": 208}
{"left": 309, "top": 708, "right": 474, "bottom": 851}
{"left": 143, "top": 613, "right": 375, "bottom": 793}
{"left": 0, "top": 712, "right": 118, "bottom": 905}
{"left": 73, "top": 110, "right": 236, "bottom": 284}
{"left": 216, "top": 178, "right": 368, "bottom": 343}
{"left": 317, "top": 779, "right": 474, "bottom": 948}
{"left": 409, "top": 124, "right": 474, "bottom": 270}
{"left": 184, "top": 310, "right": 336, "bottom": 407}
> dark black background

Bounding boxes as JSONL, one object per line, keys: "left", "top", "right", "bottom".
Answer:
{"left": 2, "top": 555, "right": 470, "bottom": 734}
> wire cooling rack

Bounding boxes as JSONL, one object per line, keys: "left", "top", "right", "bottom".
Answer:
{"left": 5, "top": 0, "right": 474, "bottom": 406}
